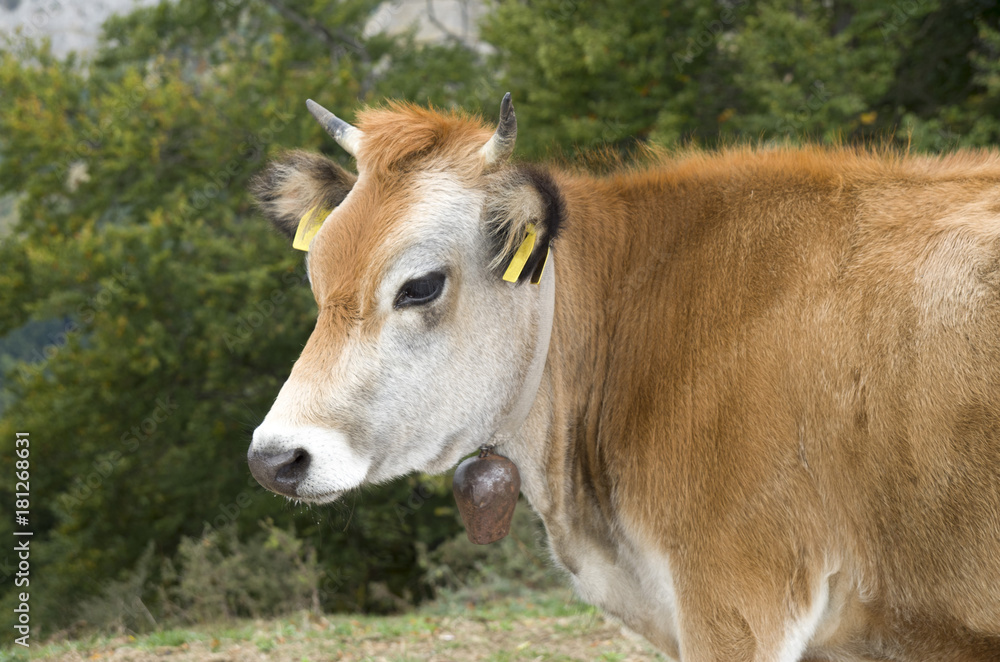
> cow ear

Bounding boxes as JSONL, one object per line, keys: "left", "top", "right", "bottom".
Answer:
{"left": 250, "top": 150, "right": 357, "bottom": 241}
{"left": 485, "top": 166, "right": 565, "bottom": 284}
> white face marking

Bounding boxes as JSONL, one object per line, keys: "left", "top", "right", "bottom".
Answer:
{"left": 248, "top": 171, "right": 546, "bottom": 503}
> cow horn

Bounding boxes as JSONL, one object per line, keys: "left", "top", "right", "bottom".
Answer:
{"left": 306, "top": 99, "right": 363, "bottom": 157}
{"left": 481, "top": 92, "right": 517, "bottom": 168}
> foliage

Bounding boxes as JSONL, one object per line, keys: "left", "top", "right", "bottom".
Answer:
{"left": 75, "top": 543, "right": 159, "bottom": 636}
{"left": 0, "top": 0, "right": 478, "bottom": 642}
{"left": 484, "top": 0, "right": 1000, "bottom": 155}
{"left": 160, "top": 520, "right": 321, "bottom": 624}
{"left": 421, "top": 506, "right": 562, "bottom": 606}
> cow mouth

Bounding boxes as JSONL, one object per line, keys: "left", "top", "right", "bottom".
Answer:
{"left": 291, "top": 489, "right": 345, "bottom": 505}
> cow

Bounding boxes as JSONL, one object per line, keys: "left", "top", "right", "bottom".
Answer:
{"left": 246, "top": 94, "right": 1000, "bottom": 661}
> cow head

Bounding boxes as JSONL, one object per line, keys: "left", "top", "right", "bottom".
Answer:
{"left": 247, "top": 95, "right": 562, "bottom": 503}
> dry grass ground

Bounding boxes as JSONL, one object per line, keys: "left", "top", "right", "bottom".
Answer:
{"left": 22, "top": 588, "right": 671, "bottom": 662}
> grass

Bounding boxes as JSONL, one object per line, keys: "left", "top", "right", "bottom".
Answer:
{"left": 23, "top": 586, "right": 672, "bottom": 661}
{"left": 18, "top": 510, "right": 673, "bottom": 661}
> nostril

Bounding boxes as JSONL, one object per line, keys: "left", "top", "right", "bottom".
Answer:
{"left": 248, "top": 447, "right": 311, "bottom": 495}
{"left": 274, "top": 448, "right": 310, "bottom": 486}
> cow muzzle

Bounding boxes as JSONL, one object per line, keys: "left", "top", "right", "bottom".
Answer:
{"left": 248, "top": 422, "right": 371, "bottom": 503}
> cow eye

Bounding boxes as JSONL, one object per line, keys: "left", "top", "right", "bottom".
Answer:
{"left": 394, "top": 271, "right": 446, "bottom": 308}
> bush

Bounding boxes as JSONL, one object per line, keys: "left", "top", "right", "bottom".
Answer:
{"left": 59, "top": 503, "right": 566, "bottom": 640}
{"left": 421, "top": 503, "right": 564, "bottom": 605}
{"left": 159, "top": 519, "right": 321, "bottom": 624}
{"left": 74, "top": 543, "right": 159, "bottom": 636}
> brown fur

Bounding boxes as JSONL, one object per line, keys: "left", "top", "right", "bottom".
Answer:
{"left": 257, "top": 104, "right": 1000, "bottom": 660}
{"left": 542, "top": 146, "right": 1000, "bottom": 660}
{"left": 355, "top": 102, "right": 494, "bottom": 173}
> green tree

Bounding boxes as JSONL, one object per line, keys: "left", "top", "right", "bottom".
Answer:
{"left": 0, "top": 0, "right": 488, "bottom": 639}
{"left": 878, "top": 2, "right": 1000, "bottom": 148}
{"left": 483, "top": 0, "right": 1000, "bottom": 154}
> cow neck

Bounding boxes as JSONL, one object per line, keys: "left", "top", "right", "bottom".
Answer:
{"left": 492, "top": 254, "right": 555, "bottom": 444}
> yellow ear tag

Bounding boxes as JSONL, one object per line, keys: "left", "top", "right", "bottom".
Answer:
{"left": 530, "top": 246, "right": 550, "bottom": 285}
{"left": 502, "top": 223, "right": 537, "bottom": 283}
{"left": 292, "top": 205, "right": 330, "bottom": 252}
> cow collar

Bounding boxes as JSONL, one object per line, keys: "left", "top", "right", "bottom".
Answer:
{"left": 493, "top": 250, "right": 555, "bottom": 443}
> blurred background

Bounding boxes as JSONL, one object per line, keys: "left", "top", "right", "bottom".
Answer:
{"left": 1, "top": 0, "right": 999, "bottom": 658}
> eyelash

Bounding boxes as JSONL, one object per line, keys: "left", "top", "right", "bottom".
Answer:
{"left": 394, "top": 271, "right": 446, "bottom": 309}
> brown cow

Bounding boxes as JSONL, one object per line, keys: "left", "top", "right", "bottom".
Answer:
{"left": 247, "top": 95, "right": 1000, "bottom": 661}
